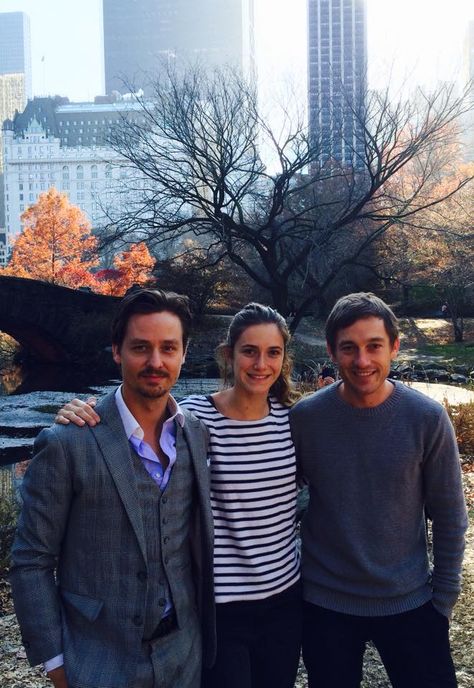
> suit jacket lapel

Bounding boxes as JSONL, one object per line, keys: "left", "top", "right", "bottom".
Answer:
{"left": 90, "top": 392, "right": 147, "bottom": 563}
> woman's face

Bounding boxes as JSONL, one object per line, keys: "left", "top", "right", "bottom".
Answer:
{"left": 230, "top": 323, "right": 285, "bottom": 397}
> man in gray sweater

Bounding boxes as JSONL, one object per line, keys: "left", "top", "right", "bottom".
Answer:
{"left": 290, "top": 292, "right": 468, "bottom": 688}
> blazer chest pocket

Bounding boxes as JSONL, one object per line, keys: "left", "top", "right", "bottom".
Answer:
{"left": 60, "top": 589, "right": 104, "bottom": 622}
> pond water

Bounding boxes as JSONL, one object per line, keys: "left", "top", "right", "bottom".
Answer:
{"left": 0, "top": 360, "right": 221, "bottom": 466}
{"left": 1, "top": 359, "right": 473, "bottom": 467}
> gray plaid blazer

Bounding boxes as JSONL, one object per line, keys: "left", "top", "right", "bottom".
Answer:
{"left": 10, "top": 391, "right": 216, "bottom": 686}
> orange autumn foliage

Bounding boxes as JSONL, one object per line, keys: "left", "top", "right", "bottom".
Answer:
{"left": 2, "top": 188, "right": 98, "bottom": 287}
{"left": 94, "top": 242, "right": 155, "bottom": 296}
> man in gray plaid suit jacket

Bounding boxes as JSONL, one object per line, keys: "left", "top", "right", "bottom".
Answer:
{"left": 10, "top": 289, "right": 216, "bottom": 688}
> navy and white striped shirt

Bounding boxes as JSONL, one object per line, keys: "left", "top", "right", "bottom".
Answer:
{"left": 180, "top": 394, "right": 300, "bottom": 603}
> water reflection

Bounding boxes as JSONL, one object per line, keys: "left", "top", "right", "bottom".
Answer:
{"left": 0, "top": 357, "right": 221, "bottom": 466}
{"left": 0, "top": 360, "right": 115, "bottom": 396}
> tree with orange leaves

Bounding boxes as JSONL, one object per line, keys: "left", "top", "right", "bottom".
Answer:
{"left": 94, "top": 242, "right": 155, "bottom": 296}
{"left": 2, "top": 188, "right": 98, "bottom": 287}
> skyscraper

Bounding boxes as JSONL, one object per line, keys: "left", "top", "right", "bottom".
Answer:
{"left": 0, "top": 12, "right": 32, "bottom": 237}
{"left": 103, "top": 0, "right": 255, "bottom": 95}
{"left": 308, "top": 0, "right": 367, "bottom": 166}
{"left": 0, "top": 12, "right": 32, "bottom": 99}
{"left": 462, "top": 20, "right": 474, "bottom": 162}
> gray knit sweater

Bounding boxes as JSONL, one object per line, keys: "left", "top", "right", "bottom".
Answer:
{"left": 290, "top": 381, "right": 468, "bottom": 619}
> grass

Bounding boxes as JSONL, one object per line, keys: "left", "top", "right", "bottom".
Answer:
{"left": 412, "top": 343, "right": 474, "bottom": 369}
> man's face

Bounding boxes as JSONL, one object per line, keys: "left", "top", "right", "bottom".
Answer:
{"left": 112, "top": 311, "right": 185, "bottom": 403}
{"left": 328, "top": 316, "right": 399, "bottom": 408}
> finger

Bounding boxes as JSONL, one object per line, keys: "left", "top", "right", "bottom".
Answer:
{"left": 66, "top": 399, "right": 100, "bottom": 424}
{"left": 56, "top": 409, "right": 86, "bottom": 426}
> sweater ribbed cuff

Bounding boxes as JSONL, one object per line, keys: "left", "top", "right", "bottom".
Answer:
{"left": 431, "top": 590, "right": 459, "bottom": 620}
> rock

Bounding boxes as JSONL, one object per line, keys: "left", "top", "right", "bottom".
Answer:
{"left": 424, "top": 369, "right": 450, "bottom": 382}
{"left": 450, "top": 374, "right": 468, "bottom": 384}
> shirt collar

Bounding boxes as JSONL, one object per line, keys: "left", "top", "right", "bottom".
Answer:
{"left": 114, "top": 386, "right": 185, "bottom": 441}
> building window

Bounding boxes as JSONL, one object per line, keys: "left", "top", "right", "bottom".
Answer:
{"left": 76, "top": 165, "right": 84, "bottom": 180}
{"left": 62, "top": 165, "right": 69, "bottom": 180}
{"left": 105, "top": 164, "right": 112, "bottom": 179}
{"left": 91, "top": 164, "right": 98, "bottom": 179}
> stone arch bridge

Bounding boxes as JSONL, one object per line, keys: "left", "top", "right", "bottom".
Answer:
{"left": 0, "top": 276, "right": 120, "bottom": 366}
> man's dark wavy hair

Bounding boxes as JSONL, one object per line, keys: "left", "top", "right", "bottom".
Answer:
{"left": 111, "top": 288, "right": 192, "bottom": 350}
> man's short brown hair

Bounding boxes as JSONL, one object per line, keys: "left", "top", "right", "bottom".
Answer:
{"left": 325, "top": 292, "right": 399, "bottom": 353}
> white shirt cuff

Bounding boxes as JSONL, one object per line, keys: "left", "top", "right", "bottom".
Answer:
{"left": 44, "top": 654, "right": 64, "bottom": 672}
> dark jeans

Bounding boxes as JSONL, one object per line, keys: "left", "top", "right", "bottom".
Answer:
{"left": 303, "top": 600, "right": 457, "bottom": 688}
{"left": 202, "top": 581, "right": 302, "bottom": 688}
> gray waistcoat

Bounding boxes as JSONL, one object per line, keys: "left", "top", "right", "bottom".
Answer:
{"left": 131, "top": 423, "right": 198, "bottom": 638}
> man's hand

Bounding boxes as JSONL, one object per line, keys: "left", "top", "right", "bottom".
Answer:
{"left": 317, "top": 375, "right": 335, "bottom": 389}
{"left": 55, "top": 397, "right": 99, "bottom": 426}
{"left": 47, "top": 665, "right": 68, "bottom": 688}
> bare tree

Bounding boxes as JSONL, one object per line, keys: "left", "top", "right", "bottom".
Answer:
{"left": 101, "top": 65, "right": 473, "bottom": 332}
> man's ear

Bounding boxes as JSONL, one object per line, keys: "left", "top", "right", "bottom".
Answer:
{"left": 112, "top": 344, "right": 121, "bottom": 365}
{"left": 391, "top": 337, "right": 400, "bottom": 360}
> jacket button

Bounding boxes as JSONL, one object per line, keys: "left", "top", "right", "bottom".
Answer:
{"left": 162, "top": 517, "right": 167, "bottom": 525}
{"left": 159, "top": 598, "right": 166, "bottom": 607}
{"left": 137, "top": 571, "right": 147, "bottom": 582}
{"left": 164, "top": 556, "right": 169, "bottom": 565}
{"left": 162, "top": 496, "right": 168, "bottom": 504}
{"left": 163, "top": 536, "right": 170, "bottom": 544}
{"left": 23, "top": 641, "right": 30, "bottom": 649}
{"left": 133, "top": 615, "right": 142, "bottom": 626}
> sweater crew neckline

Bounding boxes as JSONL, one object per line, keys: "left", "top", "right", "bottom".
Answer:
{"left": 329, "top": 379, "right": 404, "bottom": 417}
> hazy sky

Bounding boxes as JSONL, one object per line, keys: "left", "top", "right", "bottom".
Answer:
{"left": 0, "top": 0, "right": 473, "bottom": 101}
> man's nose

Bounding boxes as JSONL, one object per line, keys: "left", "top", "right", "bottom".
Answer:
{"left": 148, "top": 348, "right": 163, "bottom": 367}
{"left": 355, "top": 349, "right": 370, "bottom": 367}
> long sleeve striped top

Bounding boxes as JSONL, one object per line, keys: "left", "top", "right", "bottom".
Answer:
{"left": 180, "top": 394, "right": 300, "bottom": 603}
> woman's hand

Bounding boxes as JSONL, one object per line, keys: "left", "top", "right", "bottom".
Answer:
{"left": 55, "top": 397, "right": 100, "bottom": 426}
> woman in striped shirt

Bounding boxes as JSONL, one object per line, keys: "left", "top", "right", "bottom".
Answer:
{"left": 55, "top": 302, "right": 302, "bottom": 688}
